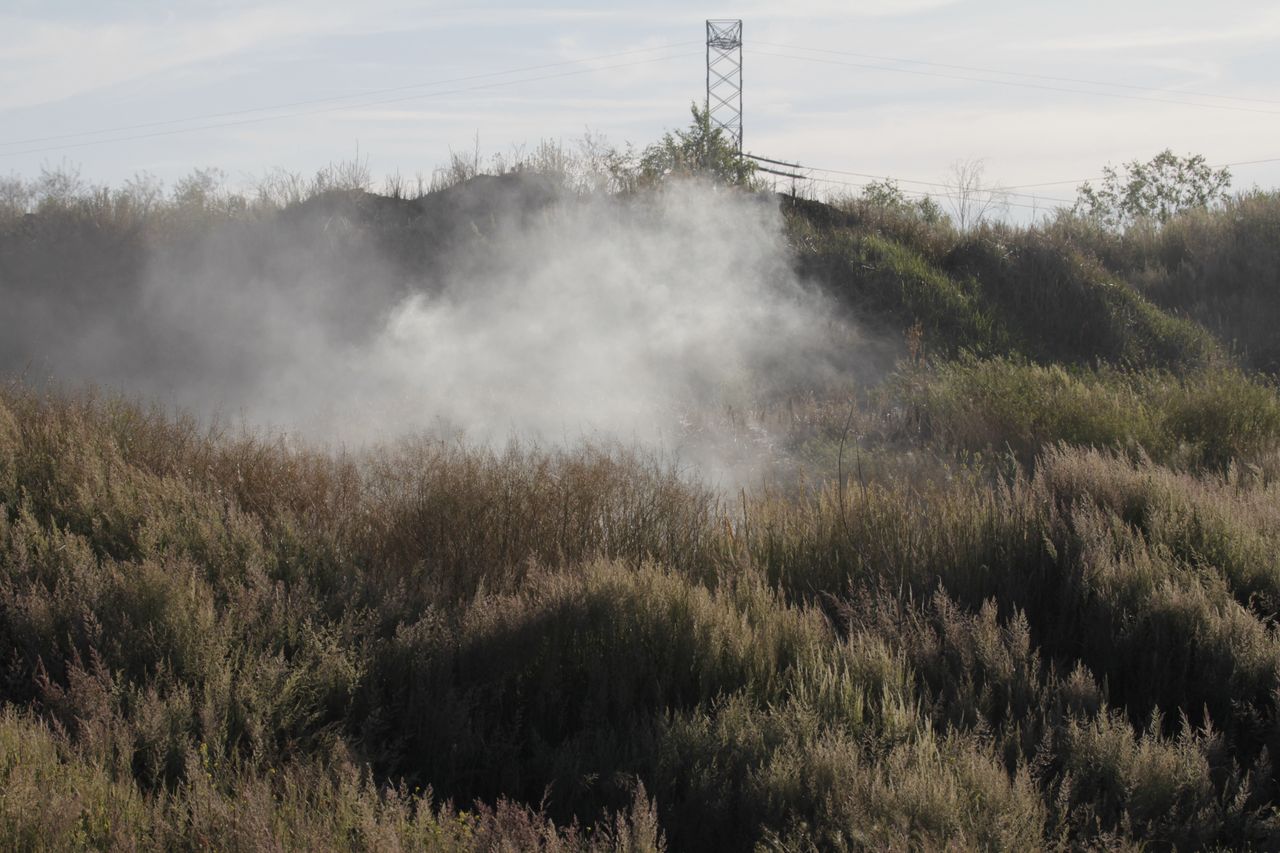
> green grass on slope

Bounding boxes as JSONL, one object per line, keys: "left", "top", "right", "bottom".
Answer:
{"left": 944, "top": 232, "right": 1219, "bottom": 369}
{"left": 1047, "top": 191, "right": 1280, "bottom": 373}
{"left": 788, "top": 214, "right": 1010, "bottom": 358}
{"left": 786, "top": 199, "right": 1226, "bottom": 371}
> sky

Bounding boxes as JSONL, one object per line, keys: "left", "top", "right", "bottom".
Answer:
{"left": 2, "top": 0, "right": 1278, "bottom": 216}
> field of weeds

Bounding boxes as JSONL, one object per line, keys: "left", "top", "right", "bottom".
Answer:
{"left": 4, "top": 168, "right": 1280, "bottom": 850}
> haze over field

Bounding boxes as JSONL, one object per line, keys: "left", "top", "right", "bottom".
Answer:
{"left": 3, "top": 175, "right": 871, "bottom": 484}
{"left": 7, "top": 131, "right": 1280, "bottom": 852}
{"left": 238, "top": 184, "right": 853, "bottom": 445}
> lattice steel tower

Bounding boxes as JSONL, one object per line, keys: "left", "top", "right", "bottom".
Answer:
{"left": 705, "top": 19, "right": 743, "bottom": 153}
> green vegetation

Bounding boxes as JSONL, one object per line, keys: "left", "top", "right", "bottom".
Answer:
{"left": 5, "top": 134, "right": 1280, "bottom": 848}
{"left": 785, "top": 193, "right": 1225, "bottom": 370}
{"left": 903, "top": 357, "right": 1280, "bottom": 468}
{"left": 637, "top": 103, "right": 756, "bottom": 186}
{"left": 1048, "top": 190, "right": 1280, "bottom": 372}
{"left": 1074, "top": 149, "right": 1232, "bottom": 229}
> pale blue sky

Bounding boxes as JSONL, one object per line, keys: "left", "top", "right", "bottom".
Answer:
{"left": 2, "top": 0, "right": 1278, "bottom": 212}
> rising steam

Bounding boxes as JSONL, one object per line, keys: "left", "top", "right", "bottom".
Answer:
{"left": 6, "top": 177, "right": 867, "bottom": 479}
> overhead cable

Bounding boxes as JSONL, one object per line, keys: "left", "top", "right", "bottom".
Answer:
{"left": 0, "top": 50, "right": 698, "bottom": 158}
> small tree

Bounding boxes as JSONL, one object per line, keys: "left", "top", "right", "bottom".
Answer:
{"left": 948, "top": 158, "right": 1007, "bottom": 232}
{"left": 34, "top": 161, "right": 87, "bottom": 211}
{"left": 0, "top": 174, "right": 31, "bottom": 219}
{"left": 172, "top": 167, "right": 226, "bottom": 208}
{"left": 861, "top": 178, "right": 909, "bottom": 210}
{"left": 1075, "top": 149, "right": 1230, "bottom": 228}
{"left": 860, "top": 178, "right": 946, "bottom": 225}
{"left": 639, "top": 103, "right": 754, "bottom": 186}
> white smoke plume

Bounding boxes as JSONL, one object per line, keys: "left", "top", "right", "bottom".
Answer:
{"left": 293, "top": 184, "right": 852, "bottom": 440}
{"left": 9, "top": 178, "right": 871, "bottom": 482}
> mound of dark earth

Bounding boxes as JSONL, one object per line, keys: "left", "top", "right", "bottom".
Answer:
{"left": 0, "top": 173, "right": 567, "bottom": 395}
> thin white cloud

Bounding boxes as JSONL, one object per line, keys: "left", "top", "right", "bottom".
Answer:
{"left": 740, "top": 0, "right": 962, "bottom": 19}
{"left": 0, "top": 4, "right": 357, "bottom": 110}
{"left": 0, "top": 2, "right": 697, "bottom": 113}
{"left": 1024, "top": 8, "right": 1280, "bottom": 52}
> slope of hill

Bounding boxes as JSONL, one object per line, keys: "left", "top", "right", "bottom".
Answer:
{"left": 783, "top": 194, "right": 1223, "bottom": 369}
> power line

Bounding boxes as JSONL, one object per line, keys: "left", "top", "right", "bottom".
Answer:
{"left": 753, "top": 49, "right": 1280, "bottom": 117}
{"left": 755, "top": 41, "right": 1280, "bottom": 108}
{"left": 0, "top": 52, "right": 699, "bottom": 159}
{"left": 0, "top": 41, "right": 701, "bottom": 149}
{"left": 806, "top": 164, "right": 1075, "bottom": 204}
{"left": 1001, "top": 155, "right": 1280, "bottom": 190}
{"left": 755, "top": 164, "right": 806, "bottom": 180}
{"left": 745, "top": 153, "right": 802, "bottom": 169}
{"left": 799, "top": 171, "right": 1056, "bottom": 212}
{"left": 745, "top": 40, "right": 1280, "bottom": 198}
{"left": 757, "top": 151, "right": 1280, "bottom": 207}
{"left": 748, "top": 38, "right": 1280, "bottom": 195}
{"left": 1220, "top": 156, "right": 1280, "bottom": 168}
{"left": 746, "top": 153, "right": 1076, "bottom": 204}
{"left": 753, "top": 150, "right": 1280, "bottom": 203}
{"left": 747, "top": 153, "right": 1067, "bottom": 211}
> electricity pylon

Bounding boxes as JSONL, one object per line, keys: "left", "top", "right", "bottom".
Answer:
{"left": 706, "top": 19, "right": 743, "bottom": 153}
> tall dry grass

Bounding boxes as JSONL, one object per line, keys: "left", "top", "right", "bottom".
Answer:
{"left": 6, "top": 381, "right": 1280, "bottom": 849}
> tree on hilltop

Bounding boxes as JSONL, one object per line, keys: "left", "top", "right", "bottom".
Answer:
{"left": 639, "top": 103, "right": 755, "bottom": 186}
{"left": 1075, "top": 149, "right": 1231, "bottom": 228}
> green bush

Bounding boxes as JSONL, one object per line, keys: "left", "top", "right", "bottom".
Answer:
{"left": 903, "top": 357, "right": 1280, "bottom": 468}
